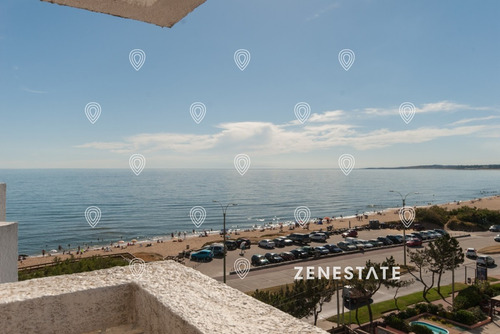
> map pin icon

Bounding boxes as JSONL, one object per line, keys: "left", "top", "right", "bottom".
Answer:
{"left": 234, "top": 258, "right": 251, "bottom": 279}
{"left": 85, "top": 206, "right": 101, "bottom": 228}
{"left": 129, "top": 258, "right": 146, "bottom": 278}
{"left": 85, "top": 102, "right": 101, "bottom": 124}
{"left": 399, "top": 102, "right": 416, "bottom": 124}
{"left": 129, "top": 49, "right": 146, "bottom": 71}
{"left": 190, "top": 206, "right": 206, "bottom": 228}
{"left": 338, "top": 49, "right": 355, "bottom": 71}
{"left": 234, "top": 154, "right": 251, "bottom": 176}
{"left": 190, "top": 102, "right": 206, "bottom": 124}
{"left": 294, "top": 102, "right": 311, "bottom": 124}
{"left": 294, "top": 206, "right": 311, "bottom": 227}
{"left": 338, "top": 154, "right": 355, "bottom": 176}
{"left": 234, "top": 49, "right": 251, "bottom": 71}
{"left": 399, "top": 207, "right": 416, "bottom": 228}
{"left": 129, "top": 154, "right": 146, "bottom": 176}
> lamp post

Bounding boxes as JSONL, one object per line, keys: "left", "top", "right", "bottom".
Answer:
{"left": 389, "top": 190, "right": 418, "bottom": 267}
{"left": 213, "top": 200, "right": 237, "bottom": 283}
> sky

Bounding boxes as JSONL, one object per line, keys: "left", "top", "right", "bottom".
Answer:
{"left": 1, "top": 0, "right": 500, "bottom": 169}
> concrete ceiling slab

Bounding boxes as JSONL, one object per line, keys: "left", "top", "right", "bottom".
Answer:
{"left": 41, "top": 0, "right": 206, "bottom": 28}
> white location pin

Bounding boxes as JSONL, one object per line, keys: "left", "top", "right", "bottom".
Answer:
{"left": 129, "top": 154, "right": 146, "bottom": 176}
{"left": 399, "top": 207, "right": 416, "bottom": 229}
{"left": 234, "top": 154, "right": 251, "bottom": 176}
{"left": 234, "top": 258, "right": 251, "bottom": 279}
{"left": 234, "top": 49, "right": 251, "bottom": 71}
{"left": 338, "top": 154, "right": 355, "bottom": 176}
{"left": 399, "top": 102, "right": 416, "bottom": 124}
{"left": 129, "top": 49, "right": 146, "bottom": 71}
{"left": 294, "top": 102, "right": 311, "bottom": 124}
{"left": 190, "top": 102, "right": 206, "bottom": 124}
{"left": 85, "top": 206, "right": 101, "bottom": 228}
{"left": 190, "top": 206, "right": 206, "bottom": 228}
{"left": 294, "top": 206, "right": 311, "bottom": 227}
{"left": 85, "top": 102, "right": 101, "bottom": 124}
{"left": 338, "top": 49, "right": 355, "bottom": 71}
{"left": 129, "top": 258, "right": 146, "bottom": 278}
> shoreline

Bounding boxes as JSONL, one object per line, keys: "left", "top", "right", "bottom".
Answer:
{"left": 18, "top": 195, "right": 500, "bottom": 269}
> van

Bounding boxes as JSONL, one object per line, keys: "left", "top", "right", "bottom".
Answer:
{"left": 345, "top": 237, "right": 358, "bottom": 245}
{"left": 288, "top": 233, "right": 311, "bottom": 245}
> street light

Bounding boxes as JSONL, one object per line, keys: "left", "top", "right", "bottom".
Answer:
{"left": 213, "top": 200, "right": 237, "bottom": 283}
{"left": 389, "top": 190, "right": 419, "bottom": 267}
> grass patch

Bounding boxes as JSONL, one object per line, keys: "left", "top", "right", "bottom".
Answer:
{"left": 18, "top": 255, "right": 129, "bottom": 281}
{"left": 478, "top": 245, "right": 500, "bottom": 254}
{"left": 327, "top": 283, "right": 467, "bottom": 325}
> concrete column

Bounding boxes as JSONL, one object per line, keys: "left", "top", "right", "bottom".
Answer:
{"left": 0, "top": 222, "right": 18, "bottom": 283}
{"left": 0, "top": 183, "right": 5, "bottom": 221}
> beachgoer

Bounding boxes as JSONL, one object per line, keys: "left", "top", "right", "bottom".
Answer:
{"left": 240, "top": 242, "right": 246, "bottom": 256}
{"left": 42, "top": 249, "right": 45, "bottom": 257}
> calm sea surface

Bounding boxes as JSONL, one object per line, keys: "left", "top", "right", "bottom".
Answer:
{"left": 1, "top": 169, "right": 499, "bottom": 255}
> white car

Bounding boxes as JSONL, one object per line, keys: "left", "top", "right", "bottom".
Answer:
{"left": 258, "top": 239, "right": 275, "bottom": 249}
{"left": 309, "top": 233, "right": 327, "bottom": 242}
{"left": 465, "top": 248, "right": 477, "bottom": 259}
{"left": 495, "top": 235, "right": 500, "bottom": 242}
{"left": 477, "top": 255, "right": 495, "bottom": 267}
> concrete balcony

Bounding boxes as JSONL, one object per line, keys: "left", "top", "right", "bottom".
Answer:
{"left": 0, "top": 261, "right": 328, "bottom": 334}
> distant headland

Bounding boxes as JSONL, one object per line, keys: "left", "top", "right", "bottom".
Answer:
{"left": 366, "top": 164, "right": 500, "bottom": 170}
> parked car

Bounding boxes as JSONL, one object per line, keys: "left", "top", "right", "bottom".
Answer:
{"left": 301, "top": 246, "right": 320, "bottom": 257}
{"left": 236, "top": 238, "right": 251, "bottom": 249}
{"left": 290, "top": 248, "right": 309, "bottom": 259}
{"left": 376, "top": 236, "right": 393, "bottom": 245}
{"left": 309, "top": 233, "right": 327, "bottom": 242}
{"left": 337, "top": 241, "right": 357, "bottom": 251}
{"left": 345, "top": 237, "right": 358, "bottom": 245}
{"left": 272, "top": 238, "right": 286, "bottom": 248}
{"left": 342, "top": 230, "right": 358, "bottom": 238}
{"left": 409, "top": 232, "right": 424, "bottom": 240}
{"left": 265, "top": 252, "right": 284, "bottom": 263}
{"left": 368, "top": 239, "right": 384, "bottom": 247}
{"left": 477, "top": 255, "right": 495, "bottom": 267}
{"left": 386, "top": 235, "right": 403, "bottom": 244}
{"left": 314, "top": 246, "right": 330, "bottom": 255}
{"left": 258, "top": 239, "right": 275, "bottom": 249}
{"left": 357, "top": 240, "right": 374, "bottom": 248}
{"left": 413, "top": 223, "right": 425, "bottom": 231}
{"left": 279, "top": 252, "right": 296, "bottom": 261}
{"left": 203, "top": 243, "right": 226, "bottom": 257}
{"left": 224, "top": 240, "right": 238, "bottom": 251}
{"left": 251, "top": 254, "right": 270, "bottom": 266}
{"left": 324, "top": 243, "right": 343, "bottom": 253}
{"left": 489, "top": 225, "right": 500, "bottom": 232}
{"left": 465, "top": 248, "right": 478, "bottom": 259}
{"left": 495, "top": 235, "right": 500, "bottom": 242}
{"left": 433, "top": 229, "right": 449, "bottom": 236}
{"left": 190, "top": 249, "right": 213, "bottom": 261}
{"left": 406, "top": 238, "right": 422, "bottom": 247}
{"left": 288, "top": 233, "right": 312, "bottom": 245}
{"left": 275, "top": 236, "right": 293, "bottom": 246}
{"left": 418, "top": 231, "right": 431, "bottom": 240}
{"left": 425, "top": 230, "right": 441, "bottom": 239}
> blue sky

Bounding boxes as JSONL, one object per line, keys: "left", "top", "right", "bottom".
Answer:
{"left": 1, "top": 0, "right": 500, "bottom": 169}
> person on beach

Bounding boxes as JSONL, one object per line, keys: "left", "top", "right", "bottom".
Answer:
{"left": 240, "top": 242, "right": 246, "bottom": 256}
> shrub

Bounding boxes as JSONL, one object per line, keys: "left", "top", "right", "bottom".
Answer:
{"left": 416, "top": 206, "right": 449, "bottom": 226}
{"left": 453, "top": 309, "right": 476, "bottom": 325}
{"left": 415, "top": 303, "right": 429, "bottom": 314}
{"left": 428, "top": 304, "right": 440, "bottom": 315}
{"left": 384, "top": 314, "right": 409, "bottom": 333}
{"left": 410, "top": 324, "right": 433, "bottom": 334}
{"left": 469, "top": 306, "right": 487, "bottom": 322}
{"left": 455, "top": 285, "right": 485, "bottom": 310}
{"left": 405, "top": 307, "right": 418, "bottom": 318}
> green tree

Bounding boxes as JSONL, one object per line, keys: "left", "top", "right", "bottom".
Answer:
{"left": 408, "top": 248, "right": 435, "bottom": 303}
{"left": 427, "top": 235, "right": 464, "bottom": 302}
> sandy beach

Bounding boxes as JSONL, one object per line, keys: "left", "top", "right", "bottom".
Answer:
{"left": 18, "top": 195, "right": 500, "bottom": 269}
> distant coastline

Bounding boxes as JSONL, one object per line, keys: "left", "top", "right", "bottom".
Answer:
{"left": 366, "top": 164, "right": 500, "bottom": 170}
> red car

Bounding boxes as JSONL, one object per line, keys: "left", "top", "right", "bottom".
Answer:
{"left": 342, "top": 230, "right": 358, "bottom": 238}
{"left": 406, "top": 238, "right": 422, "bottom": 247}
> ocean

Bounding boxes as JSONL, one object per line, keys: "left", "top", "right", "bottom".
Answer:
{"left": 1, "top": 168, "right": 499, "bottom": 255}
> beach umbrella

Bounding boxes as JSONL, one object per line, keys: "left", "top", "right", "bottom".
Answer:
{"left": 131, "top": 239, "right": 138, "bottom": 244}
{"left": 117, "top": 240, "right": 125, "bottom": 244}
{"left": 50, "top": 249, "right": 58, "bottom": 253}
{"left": 40, "top": 0, "right": 206, "bottom": 28}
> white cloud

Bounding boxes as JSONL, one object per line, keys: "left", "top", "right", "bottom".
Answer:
{"left": 450, "top": 115, "right": 500, "bottom": 126}
{"left": 78, "top": 101, "right": 497, "bottom": 156}
{"left": 363, "top": 101, "right": 490, "bottom": 116}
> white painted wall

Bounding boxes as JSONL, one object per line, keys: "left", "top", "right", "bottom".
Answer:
{"left": 0, "top": 222, "right": 18, "bottom": 283}
{"left": 0, "top": 183, "right": 5, "bottom": 221}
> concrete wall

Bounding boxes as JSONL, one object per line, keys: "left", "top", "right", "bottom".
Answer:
{"left": 0, "top": 262, "right": 328, "bottom": 334}
{"left": 0, "top": 222, "right": 18, "bottom": 283}
{"left": 0, "top": 183, "right": 5, "bottom": 221}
